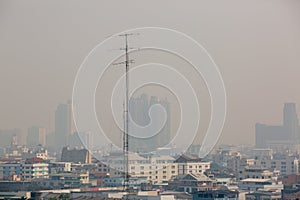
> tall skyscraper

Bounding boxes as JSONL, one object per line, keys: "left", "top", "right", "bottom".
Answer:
{"left": 128, "top": 94, "right": 171, "bottom": 152}
{"left": 283, "top": 103, "right": 299, "bottom": 141}
{"left": 256, "top": 103, "right": 300, "bottom": 148}
{"left": 27, "top": 126, "right": 46, "bottom": 147}
{"left": 55, "top": 100, "right": 73, "bottom": 147}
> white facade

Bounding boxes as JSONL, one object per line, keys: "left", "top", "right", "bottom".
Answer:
{"left": 21, "top": 163, "right": 49, "bottom": 181}
{"left": 178, "top": 161, "right": 210, "bottom": 175}
{"left": 239, "top": 166, "right": 275, "bottom": 180}
{"left": 101, "top": 153, "right": 210, "bottom": 184}
{"left": 238, "top": 178, "right": 283, "bottom": 192}
{"left": 0, "top": 162, "right": 49, "bottom": 181}
{"left": 254, "top": 155, "right": 298, "bottom": 176}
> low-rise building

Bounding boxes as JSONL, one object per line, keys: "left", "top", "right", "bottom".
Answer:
{"left": 49, "top": 171, "right": 89, "bottom": 188}
{"left": 282, "top": 173, "right": 300, "bottom": 186}
{"left": 21, "top": 157, "right": 49, "bottom": 181}
{"left": 245, "top": 190, "right": 281, "bottom": 200}
{"left": 0, "top": 157, "right": 49, "bottom": 181}
{"left": 103, "top": 176, "right": 147, "bottom": 188}
{"left": 0, "top": 162, "right": 21, "bottom": 180}
{"left": 238, "top": 178, "right": 283, "bottom": 192}
{"left": 282, "top": 187, "right": 300, "bottom": 199}
{"left": 239, "top": 166, "right": 275, "bottom": 180}
{"left": 254, "top": 154, "right": 298, "bottom": 176}
{"left": 227, "top": 155, "right": 255, "bottom": 176}
{"left": 174, "top": 154, "right": 210, "bottom": 175}
{"left": 192, "top": 188, "right": 239, "bottom": 200}
{"left": 100, "top": 153, "right": 210, "bottom": 184}
{"left": 168, "top": 173, "right": 214, "bottom": 193}
{"left": 49, "top": 161, "right": 71, "bottom": 174}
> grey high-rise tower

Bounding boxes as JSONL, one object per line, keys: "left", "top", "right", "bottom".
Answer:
{"left": 283, "top": 103, "right": 299, "bottom": 141}
{"left": 128, "top": 94, "right": 171, "bottom": 152}
{"left": 55, "top": 100, "right": 73, "bottom": 147}
{"left": 27, "top": 126, "right": 46, "bottom": 147}
{"left": 256, "top": 103, "right": 300, "bottom": 148}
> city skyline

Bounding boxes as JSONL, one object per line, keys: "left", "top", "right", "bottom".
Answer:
{"left": 1, "top": 1, "right": 300, "bottom": 145}
{"left": 256, "top": 103, "right": 300, "bottom": 149}
{"left": 2, "top": 100, "right": 300, "bottom": 149}
{"left": 1, "top": 1, "right": 300, "bottom": 198}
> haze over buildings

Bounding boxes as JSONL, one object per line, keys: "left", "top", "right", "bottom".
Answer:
{"left": 0, "top": 1, "right": 300, "bottom": 145}
{"left": 55, "top": 100, "right": 73, "bottom": 147}
{"left": 1, "top": 1, "right": 300, "bottom": 199}
{"left": 27, "top": 126, "right": 46, "bottom": 147}
{"left": 256, "top": 103, "right": 300, "bottom": 149}
{"left": 129, "top": 94, "right": 171, "bottom": 152}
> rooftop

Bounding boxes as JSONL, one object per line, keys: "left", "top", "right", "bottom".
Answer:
{"left": 240, "top": 178, "right": 272, "bottom": 183}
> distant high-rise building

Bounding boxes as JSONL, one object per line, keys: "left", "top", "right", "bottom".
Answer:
{"left": 0, "top": 129, "right": 25, "bottom": 148}
{"left": 284, "top": 103, "right": 299, "bottom": 141}
{"left": 128, "top": 94, "right": 171, "bottom": 152}
{"left": 256, "top": 103, "right": 300, "bottom": 148}
{"left": 11, "top": 134, "right": 18, "bottom": 147}
{"left": 67, "top": 131, "right": 92, "bottom": 150}
{"left": 27, "top": 126, "right": 46, "bottom": 147}
{"left": 55, "top": 100, "right": 73, "bottom": 147}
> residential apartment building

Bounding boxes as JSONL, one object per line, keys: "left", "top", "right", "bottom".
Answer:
{"left": 0, "top": 158, "right": 49, "bottom": 181}
{"left": 192, "top": 189, "right": 239, "bottom": 200}
{"left": 175, "top": 154, "right": 210, "bottom": 175}
{"left": 238, "top": 178, "right": 283, "bottom": 192}
{"left": 21, "top": 158, "right": 49, "bottom": 181}
{"left": 254, "top": 154, "right": 298, "bottom": 176}
{"left": 100, "top": 153, "right": 210, "bottom": 184}
{"left": 0, "top": 162, "right": 21, "bottom": 180}
{"left": 49, "top": 161, "right": 72, "bottom": 174}
{"left": 239, "top": 166, "right": 276, "bottom": 180}
{"left": 227, "top": 154, "right": 255, "bottom": 175}
{"left": 168, "top": 173, "right": 214, "bottom": 193}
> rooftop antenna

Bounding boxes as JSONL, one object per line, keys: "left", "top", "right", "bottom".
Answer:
{"left": 113, "top": 32, "right": 138, "bottom": 192}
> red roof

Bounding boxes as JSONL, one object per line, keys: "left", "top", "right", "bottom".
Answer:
{"left": 25, "top": 157, "right": 45, "bottom": 164}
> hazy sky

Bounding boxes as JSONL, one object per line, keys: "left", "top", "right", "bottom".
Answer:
{"left": 0, "top": 0, "right": 300, "bottom": 145}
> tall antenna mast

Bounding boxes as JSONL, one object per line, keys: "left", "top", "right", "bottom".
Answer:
{"left": 116, "top": 33, "right": 137, "bottom": 192}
